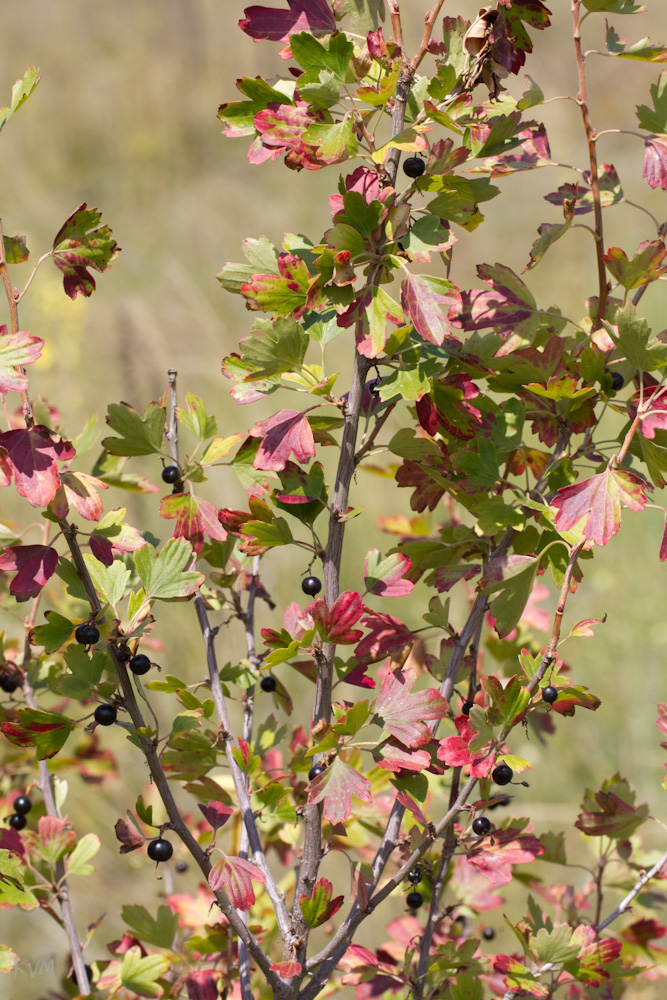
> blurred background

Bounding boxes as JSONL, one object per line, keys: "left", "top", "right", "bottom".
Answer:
{"left": 1, "top": 1, "right": 667, "bottom": 996}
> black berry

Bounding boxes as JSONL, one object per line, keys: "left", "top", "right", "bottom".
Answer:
{"left": 408, "top": 865, "right": 423, "bottom": 884}
{"left": 542, "top": 685, "right": 558, "bottom": 705}
{"left": 94, "top": 704, "right": 117, "bottom": 726}
{"left": 147, "top": 838, "right": 173, "bottom": 862}
{"left": 483, "top": 926, "right": 495, "bottom": 941}
{"left": 492, "top": 763, "right": 513, "bottom": 786}
{"left": 406, "top": 890, "right": 424, "bottom": 909}
{"left": 308, "top": 765, "right": 325, "bottom": 781}
{"left": 69, "top": 965, "right": 93, "bottom": 984}
{"left": 162, "top": 465, "right": 181, "bottom": 484}
{"left": 75, "top": 623, "right": 100, "bottom": 646}
{"left": 13, "top": 795, "right": 32, "bottom": 815}
{"left": 130, "top": 654, "right": 152, "bottom": 676}
{"left": 610, "top": 371, "right": 624, "bottom": 391}
{"left": 176, "top": 861, "right": 188, "bottom": 873}
{"left": 8, "top": 813, "right": 26, "bottom": 830}
{"left": 260, "top": 675, "right": 277, "bottom": 692}
{"left": 0, "top": 675, "right": 19, "bottom": 693}
{"left": 301, "top": 576, "right": 322, "bottom": 596}
{"left": 461, "top": 700, "right": 474, "bottom": 716}
{"left": 403, "top": 156, "right": 425, "bottom": 179}
{"left": 115, "top": 644, "right": 132, "bottom": 662}
{"left": 472, "top": 816, "right": 492, "bottom": 837}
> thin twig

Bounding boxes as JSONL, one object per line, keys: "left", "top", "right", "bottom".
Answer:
{"left": 411, "top": 0, "right": 448, "bottom": 73}
{"left": 0, "top": 216, "right": 34, "bottom": 426}
{"left": 596, "top": 847, "right": 667, "bottom": 933}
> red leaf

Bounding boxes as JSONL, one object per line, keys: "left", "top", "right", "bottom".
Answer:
{"left": 0, "top": 826, "right": 27, "bottom": 861}
{"left": 270, "top": 961, "right": 303, "bottom": 978}
{"left": 355, "top": 612, "right": 413, "bottom": 662}
{"left": 309, "top": 590, "right": 364, "bottom": 644}
{"left": 249, "top": 409, "right": 315, "bottom": 471}
{"left": 159, "top": 493, "right": 228, "bottom": 554}
{"left": 395, "top": 791, "right": 428, "bottom": 826}
{"left": 376, "top": 743, "right": 431, "bottom": 772}
{"left": 0, "top": 545, "right": 58, "bottom": 601}
{"left": 644, "top": 135, "right": 667, "bottom": 191}
{"left": 466, "top": 827, "right": 544, "bottom": 885}
{"left": 551, "top": 467, "right": 647, "bottom": 546}
{"left": 240, "top": 0, "right": 335, "bottom": 43}
{"left": 90, "top": 535, "right": 114, "bottom": 566}
{"left": 0, "top": 327, "right": 43, "bottom": 394}
{"left": 374, "top": 669, "right": 448, "bottom": 748}
{"left": 198, "top": 801, "right": 234, "bottom": 832}
{"left": 208, "top": 853, "right": 266, "bottom": 909}
{"left": 401, "top": 271, "right": 461, "bottom": 346}
{"left": 307, "top": 756, "right": 372, "bottom": 824}
{"left": 51, "top": 471, "right": 108, "bottom": 522}
{"left": 185, "top": 971, "right": 219, "bottom": 1000}
{"left": 0, "top": 425, "right": 75, "bottom": 507}
{"left": 437, "top": 715, "right": 497, "bottom": 778}
{"left": 364, "top": 549, "right": 414, "bottom": 598}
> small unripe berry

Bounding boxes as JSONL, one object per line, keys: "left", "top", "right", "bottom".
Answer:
{"left": 472, "top": 816, "right": 492, "bottom": 837}
{"left": 403, "top": 156, "right": 425, "bottom": 178}
{"left": 492, "top": 763, "right": 513, "bottom": 786}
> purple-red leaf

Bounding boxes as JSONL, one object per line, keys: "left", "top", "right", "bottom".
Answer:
{"left": 49, "top": 471, "right": 108, "bottom": 522}
{"left": 249, "top": 409, "right": 316, "bottom": 471}
{"left": 307, "top": 756, "right": 372, "bottom": 824}
{"left": 437, "top": 715, "right": 496, "bottom": 778}
{"left": 198, "top": 801, "right": 234, "bottom": 833}
{"left": 115, "top": 815, "right": 145, "bottom": 854}
{"left": 551, "top": 468, "right": 647, "bottom": 546}
{"left": 643, "top": 134, "right": 667, "bottom": 191}
{"left": 0, "top": 424, "right": 75, "bottom": 507}
{"left": 374, "top": 669, "right": 448, "bottom": 748}
{"left": 309, "top": 590, "right": 364, "bottom": 644}
{"left": 270, "top": 961, "right": 303, "bottom": 978}
{"left": 239, "top": 0, "right": 335, "bottom": 43}
{"left": 0, "top": 544, "right": 58, "bottom": 601}
{"left": 185, "top": 971, "right": 219, "bottom": 1000}
{"left": 364, "top": 548, "right": 413, "bottom": 597}
{"left": 355, "top": 612, "right": 413, "bottom": 662}
{"left": 159, "top": 493, "right": 228, "bottom": 555}
{"left": 208, "top": 853, "right": 266, "bottom": 909}
{"left": 466, "top": 826, "right": 544, "bottom": 885}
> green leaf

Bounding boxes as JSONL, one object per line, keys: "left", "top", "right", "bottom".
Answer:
{"left": 482, "top": 555, "right": 540, "bottom": 639}
{"left": 605, "top": 302, "right": 667, "bottom": 371}
{"left": 304, "top": 117, "right": 355, "bottom": 160}
{"left": 67, "top": 833, "right": 100, "bottom": 876}
{"left": 30, "top": 611, "right": 74, "bottom": 653}
{"left": 0, "top": 944, "right": 18, "bottom": 973}
{"left": 585, "top": 0, "right": 644, "bottom": 11}
{"left": 0, "top": 66, "right": 40, "bottom": 133}
{"left": 120, "top": 946, "right": 170, "bottom": 997}
{"left": 483, "top": 675, "right": 531, "bottom": 728}
{"left": 59, "top": 645, "right": 107, "bottom": 700}
{"left": 102, "top": 401, "right": 167, "bottom": 457}
{"left": 525, "top": 218, "right": 573, "bottom": 270}
{"left": 122, "top": 904, "right": 179, "bottom": 949}
{"left": 176, "top": 393, "right": 217, "bottom": 440}
{"left": 241, "top": 517, "right": 293, "bottom": 547}
{"left": 637, "top": 72, "right": 667, "bottom": 132}
{"left": 241, "top": 316, "right": 309, "bottom": 378}
{"left": 1, "top": 708, "right": 74, "bottom": 760}
{"left": 52, "top": 203, "right": 120, "bottom": 299}
{"left": 135, "top": 794, "right": 153, "bottom": 826}
{"left": 0, "top": 848, "right": 26, "bottom": 892}
{"left": 2, "top": 234, "right": 29, "bottom": 264}
{"left": 135, "top": 538, "right": 204, "bottom": 600}
{"left": 83, "top": 553, "right": 131, "bottom": 607}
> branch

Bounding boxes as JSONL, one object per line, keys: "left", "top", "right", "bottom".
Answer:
{"left": 595, "top": 846, "right": 667, "bottom": 934}
{"left": 411, "top": 0, "right": 448, "bottom": 73}
{"left": 572, "top": 1, "right": 608, "bottom": 327}
{"left": 0, "top": 216, "right": 34, "bottom": 427}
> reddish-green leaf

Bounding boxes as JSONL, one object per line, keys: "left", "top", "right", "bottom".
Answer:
{"left": 364, "top": 548, "right": 413, "bottom": 598}
{"left": 401, "top": 271, "right": 461, "bottom": 346}
{"left": 483, "top": 675, "right": 531, "bottom": 728}
{"left": 159, "top": 493, "right": 227, "bottom": 554}
{"left": 270, "top": 961, "right": 303, "bottom": 977}
{"left": 374, "top": 669, "right": 448, "bottom": 748}
{"left": 299, "top": 877, "right": 344, "bottom": 928}
{"left": 575, "top": 775, "right": 649, "bottom": 838}
{"left": 309, "top": 590, "right": 364, "bottom": 644}
{"left": 24, "top": 816, "right": 76, "bottom": 864}
{"left": 0, "top": 327, "right": 43, "bottom": 394}
{"left": 355, "top": 611, "right": 414, "bottom": 661}
{"left": 307, "top": 756, "right": 372, "bottom": 824}
{"left": 249, "top": 409, "right": 316, "bottom": 471}
{"left": 1, "top": 708, "right": 73, "bottom": 760}
{"left": 603, "top": 240, "right": 667, "bottom": 288}
{"left": 466, "top": 827, "right": 544, "bottom": 885}
{"left": 208, "top": 853, "right": 266, "bottom": 909}
{"left": 52, "top": 203, "right": 119, "bottom": 298}
{"left": 551, "top": 468, "right": 647, "bottom": 546}
{"left": 49, "top": 471, "right": 108, "bottom": 522}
